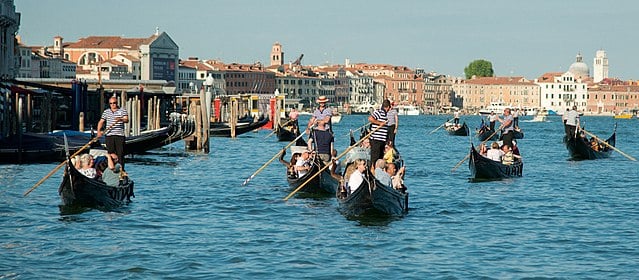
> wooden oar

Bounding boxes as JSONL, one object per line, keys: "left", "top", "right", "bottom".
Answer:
{"left": 241, "top": 129, "right": 308, "bottom": 186}
{"left": 283, "top": 121, "right": 387, "bottom": 201}
{"left": 24, "top": 121, "right": 119, "bottom": 197}
{"left": 429, "top": 120, "right": 449, "bottom": 134}
{"left": 264, "top": 119, "right": 295, "bottom": 139}
{"left": 450, "top": 129, "right": 500, "bottom": 172}
{"left": 581, "top": 128, "right": 636, "bottom": 161}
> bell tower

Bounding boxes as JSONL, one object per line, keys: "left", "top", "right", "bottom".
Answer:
{"left": 593, "top": 49, "right": 608, "bottom": 83}
{"left": 270, "top": 42, "right": 284, "bottom": 67}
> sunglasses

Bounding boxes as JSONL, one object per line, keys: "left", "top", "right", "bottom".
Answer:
{"left": 109, "top": 102, "right": 117, "bottom": 105}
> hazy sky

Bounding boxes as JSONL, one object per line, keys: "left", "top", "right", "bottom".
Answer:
{"left": 16, "top": 0, "right": 639, "bottom": 80}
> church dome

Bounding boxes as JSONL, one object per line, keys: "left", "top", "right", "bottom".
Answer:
{"left": 568, "top": 53, "right": 589, "bottom": 79}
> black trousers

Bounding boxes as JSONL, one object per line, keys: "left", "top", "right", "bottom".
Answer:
{"left": 387, "top": 124, "right": 396, "bottom": 146}
{"left": 565, "top": 124, "right": 576, "bottom": 138}
{"left": 502, "top": 131, "right": 514, "bottom": 148}
{"left": 370, "top": 139, "right": 386, "bottom": 167}
{"left": 489, "top": 121, "right": 495, "bottom": 131}
{"left": 106, "top": 135, "right": 125, "bottom": 169}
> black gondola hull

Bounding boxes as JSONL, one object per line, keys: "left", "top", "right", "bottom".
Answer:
{"left": 58, "top": 160, "right": 134, "bottom": 208}
{"left": 469, "top": 145, "right": 523, "bottom": 180}
{"left": 564, "top": 132, "right": 615, "bottom": 160}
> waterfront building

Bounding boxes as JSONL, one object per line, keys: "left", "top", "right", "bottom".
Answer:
{"left": 57, "top": 29, "right": 179, "bottom": 82}
{"left": 452, "top": 76, "right": 540, "bottom": 113}
{"left": 424, "top": 72, "right": 460, "bottom": 114}
{"left": 567, "top": 53, "right": 590, "bottom": 80}
{"left": 535, "top": 71, "right": 588, "bottom": 114}
{"left": 587, "top": 79, "right": 639, "bottom": 115}
{"left": 593, "top": 49, "right": 609, "bottom": 83}
{"left": 0, "top": 0, "right": 19, "bottom": 79}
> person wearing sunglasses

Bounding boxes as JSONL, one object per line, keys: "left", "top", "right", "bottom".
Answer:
{"left": 97, "top": 97, "right": 129, "bottom": 170}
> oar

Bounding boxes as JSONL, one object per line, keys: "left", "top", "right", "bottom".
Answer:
{"left": 429, "top": 120, "right": 449, "bottom": 134}
{"left": 451, "top": 129, "right": 500, "bottom": 172}
{"left": 24, "top": 121, "right": 119, "bottom": 196}
{"left": 283, "top": 121, "right": 387, "bottom": 201}
{"left": 241, "top": 129, "right": 308, "bottom": 186}
{"left": 581, "top": 128, "right": 636, "bottom": 161}
{"left": 264, "top": 119, "right": 295, "bottom": 139}
{"left": 344, "top": 123, "right": 370, "bottom": 137}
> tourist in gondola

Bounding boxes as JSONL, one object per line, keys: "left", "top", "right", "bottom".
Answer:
{"left": 74, "top": 153, "right": 97, "bottom": 179}
{"left": 279, "top": 148, "right": 300, "bottom": 178}
{"left": 330, "top": 149, "right": 341, "bottom": 174}
{"left": 564, "top": 105, "right": 580, "bottom": 138}
{"left": 368, "top": 99, "right": 391, "bottom": 168}
{"left": 307, "top": 119, "right": 334, "bottom": 166}
{"left": 347, "top": 159, "right": 367, "bottom": 194}
{"left": 486, "top": 141, "right": 504, "bottom": 162}
{"left": 97, "top": 96, "right": 129, "bottom": 170}
{"left": 496, "top": 108, "right": 515, "bottom": 148}
{"left": 102, "top": 153, "right": 123, "bottom": 187}
{"left": 307, "top": 96, "right": 333, "bottom": 133}
{"left": 386, "top": 101, "right": 399, "bottom": 147}
{"left": 373, "top": 159, "right": 392, "bottom": 187}
{"left": 294, "top": 150, "right": 312, "bottom": 178}
{"left": 478, "top": 143, "right": 488, "bottom": 157}
{"left": 386, "top": 162, "right": 406, "bottom": 191}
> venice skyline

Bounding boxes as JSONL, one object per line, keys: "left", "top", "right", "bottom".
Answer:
{"left": 16, "top": 0, "right": 639, "bottom": 80}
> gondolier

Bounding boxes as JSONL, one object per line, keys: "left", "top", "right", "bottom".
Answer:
{"left": 497, "top": 108, "right": 515, "bottom": 148}
{"left": 564, "top": 105, "right": 580, "bottom": 138}
{"left": 307, "top": 96, "right": 333, "bottom": 133}
{"left": 97, "top": 97, "right": 129, "bottom": 169}
{"left": 368, "top": 100, "right": 391, "bottom": 166}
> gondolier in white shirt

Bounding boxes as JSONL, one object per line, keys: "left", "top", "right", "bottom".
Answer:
{"left": 97, "top": 96, "right": 129, "bottom": 170}
{"left": 564, "top": 105, "right": 580, "bottom": 139}
{"left": 488, "top": 111, "right": 497, "bottom": 131}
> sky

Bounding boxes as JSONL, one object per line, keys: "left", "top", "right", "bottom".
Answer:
{"left": 15, "top": 0, "right": 639, "bottom": 80}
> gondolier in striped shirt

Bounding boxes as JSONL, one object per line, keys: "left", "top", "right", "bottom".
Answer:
{"left": 368, "top": 99, "right": 390, "bottom": 168}
{"left": 97, "top": 96, "right": 129, "bottom": 169}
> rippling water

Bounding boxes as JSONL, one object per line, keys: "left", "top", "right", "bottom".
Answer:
{"left": 2, "top": 114, "right": 638, "bottom": 279}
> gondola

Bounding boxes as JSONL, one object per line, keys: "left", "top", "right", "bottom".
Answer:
{"left": 499, "top": 128, "right": 524, "bottom": 140}
{"left": 58, "top": 156, "right": 134, "bottom": 208}
{"left": 286, "top": 154, "right": 339, "bottom": 195}
{"left": 476, "top": 122, "right": 498, "bottom": 141}
{"left": 210, "top": 117, "right": 269, "bottom": 137}
{"left": 564, "top": 126, "right": 615, "bottom": 160}
{"left": 445, "top": 122, "right": 469, "bottom": 136}
{"left": 0, "top": 132, "right": 102, "bottom": 164}
{"left": 336, "top": 143, "right": 408, "bottom": 216}
{"left": 469, "top": 143, "right": 523, "bottom": 181}
{"left": 276, "top": 118, "right": 300, "bottom": 142}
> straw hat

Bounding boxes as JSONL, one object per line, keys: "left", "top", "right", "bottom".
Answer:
{"left": 317, "top": 96, "right": 328, "bottom": 103}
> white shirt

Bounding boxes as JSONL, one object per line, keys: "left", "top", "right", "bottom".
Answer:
{"left": 489, "top": 114, "right": 498, "bottom": 122}
{"left": 485, "top": 149, "right": 504, "bottom": 162}
{"left": 295, "top": 159, "right": 310, "bottom": 177}
{"left": 348, "top": 170, "right": 365, "bottom": 194}
{"left": 565, "top": 110, "right": 580, "bottom": 126}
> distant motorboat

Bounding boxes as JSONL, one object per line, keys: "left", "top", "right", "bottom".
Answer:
{"left": 331, "top": 112, "right": 342, "bottom": 124}
{"left": 395, "top": 104, "right": 420, "bottom": 115}
{"left": 531, "top": 109, "right": 549, "bottom": 122}
{"left": 479, "top": 102, "right": 537, "bottom": 116}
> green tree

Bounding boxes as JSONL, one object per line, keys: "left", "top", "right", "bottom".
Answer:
{"left": 464, "top": 59, "right": 494, "bottom": 79}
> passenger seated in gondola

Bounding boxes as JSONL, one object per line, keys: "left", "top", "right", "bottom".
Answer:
{"left": 373, "top": 159, "right": 392, "bottom": 187}
{"left": 102, "top": 153, "right": 123, "bottom": 186}
{"left": 385, "top": 162, "right": 406, "bottom": 192}
{"left": 75, "top": 153, "right": 97, "bottom": 178}
{"left": 93, "top": 155, "right": 108, "bottom": 178}
{"left": 478, "top": 143, "right": 488, "bottom": 157}
{"left": 590, "top": 137, "right": 599, "bottom": 151}
{"left": 294, "top": 150, "right": 312, "bottom": 178}
{"left": 279, "top": 148, "right": 300, "bottom": 178}
{"left": 329, "top": 149, "right": 341, "bottom": 174}
{"left": 501, "top": 144, "right": 521, "bottom": 165}
{"left": 347, "top": 159, "right": 367, "bottom": 194}
{"left": 511, "top": 141, "right": 521, "bottom": 157}
{"left": 485, "top": 142, "right": 504, "bottom": 162}
{"left": 383, "top": 143, "right": 397, "bottom": 164}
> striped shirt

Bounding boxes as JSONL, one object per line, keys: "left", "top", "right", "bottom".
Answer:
{"left": 370, "top": 108, "right": 388, "bottom": 141}
{"left": 101, "top": 108, "right": 128, "bottom": 136}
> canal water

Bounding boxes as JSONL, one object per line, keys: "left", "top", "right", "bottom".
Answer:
{"left": 2, "top": 114, "right": 638, "bottom": 279}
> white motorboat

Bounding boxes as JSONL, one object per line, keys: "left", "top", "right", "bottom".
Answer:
{"left": 395, "top": 104, "right": 420, "bottom": 115}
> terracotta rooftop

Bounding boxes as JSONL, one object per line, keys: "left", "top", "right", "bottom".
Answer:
{"left": 64, "top": 35, "right": 157, "bottom": 50}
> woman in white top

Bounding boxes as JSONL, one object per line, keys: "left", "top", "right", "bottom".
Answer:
{"left": 347, "top": 159, "right": 367, "bottom": 194}
{"left": 75, "top": 153, "right": 97, "bottom": 178}
{"left": 485, "top": 142, "right": 504, "bottom": 162}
